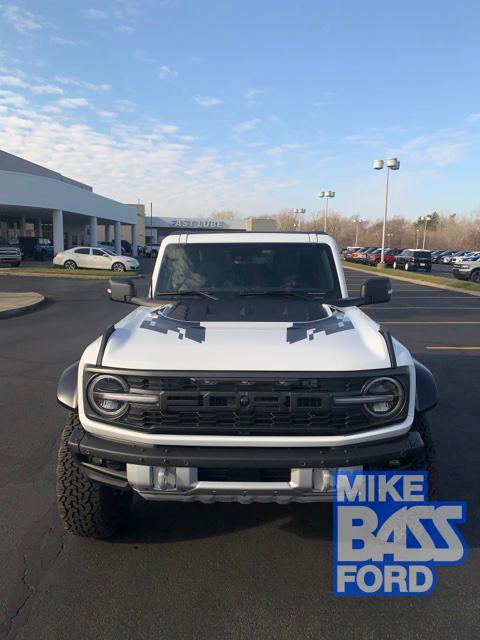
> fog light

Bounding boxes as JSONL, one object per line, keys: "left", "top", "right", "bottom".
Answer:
{"left": 155, "top": 466, "right": 177, "bottom": 490}
{"left": 313, "top": 469, "right": 334, "bottom": 492}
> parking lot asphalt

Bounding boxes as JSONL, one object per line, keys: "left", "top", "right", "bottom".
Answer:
{"left": 1, "top": 266, "right": 479, "bottom": 640}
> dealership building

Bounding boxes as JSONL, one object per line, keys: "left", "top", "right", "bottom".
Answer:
{"left": 0, "top": 150, "right": 139, "bottom": 256}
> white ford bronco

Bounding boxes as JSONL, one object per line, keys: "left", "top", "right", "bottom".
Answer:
{"left": 56, "top": 232, "right": 437, "bottom": 538}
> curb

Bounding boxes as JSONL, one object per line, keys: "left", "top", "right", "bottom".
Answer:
{"left": 0, "top": 270, "right": 143, "bottom": 280}
{"left": 344, "top": 265, "right": 480, "bottom": 298}
{"left": 0, "top": 293, "right": 46, "bottom": 319}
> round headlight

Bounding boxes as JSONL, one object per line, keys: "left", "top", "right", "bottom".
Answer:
{"left": 87, "top": 374, "right": 129, "bottom": 418}
{"left": 362, "top": 376, "right": 405, "bottom": 418}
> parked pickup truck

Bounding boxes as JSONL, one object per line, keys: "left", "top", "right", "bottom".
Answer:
{"left": 0, "top": 237, "right": 21, "bottom": 267}
{"left": 56, "top": 231, "right": 438, "bottom": 538}
{"left": 18, "top": 236, "right": 54, "bottom": 261}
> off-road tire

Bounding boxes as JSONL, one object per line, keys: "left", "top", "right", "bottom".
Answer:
{"left": 410, "top": 413, "right": 437, "bottom": 500}
{"left": 56, "top": 412, "right": 132, "bottom": 538}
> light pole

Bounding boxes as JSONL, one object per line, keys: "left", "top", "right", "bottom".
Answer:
{"left": 353, "top": 216, "right": 366, "bottom": 245}
{"left": 415, "top": 227, "right": 420, "bottom": 249}
{"left": 373, "top": 157, "right": 400, "bottom": 267}
{"left": 318, "top": 191, "right": 335, "bottom": 233}
{"left": 292, "top": 207, "right": 306, "bottom": 231}
{"left": 386, "top": 232, "right": 393, "bottom": 247}
{"left": 420, "top": 215, "right": 432, "bottom": 249}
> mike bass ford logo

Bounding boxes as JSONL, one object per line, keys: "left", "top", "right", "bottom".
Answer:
{"left": 334, "top": 471, "right": 467, "bottom": 596}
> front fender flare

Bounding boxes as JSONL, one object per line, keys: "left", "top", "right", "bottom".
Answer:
{"left": 57, "top": 362, "right": 79, "bottom": 410}
{"left": 414, "top": 359, "right": 438, "bottom": 413}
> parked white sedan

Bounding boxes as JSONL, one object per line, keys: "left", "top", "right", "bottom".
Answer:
{"left": 53, "top": 247, "right": 139, "bottom": 272}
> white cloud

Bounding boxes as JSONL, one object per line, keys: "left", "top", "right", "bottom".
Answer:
{"left": 55, "top": 76, "right": 111, "bottom": 93}
{"left": 244, "top": 89, "right": 266, "bottom": 105}
{"left": 115, "top": 99, "right": 137, "bottom": 112}
{"left": 0, "top": 74, "right": 26, "bottom": 87}
{"left": 50, "top": 35, "right": 76, "bottom": 45}
{"left": 265, "top": 143, "right": 302, "bottom": 158}
{"left": 44, "top": 97, "right": 91, "bottom": 113}
{"left": 0, "top": 4, "right": 44, "bottom": 35}
{"left": 195, "top": 95, "right": 222, "bottom": 107}
{"left": 32, "top": 84, "right": 64, "bottom": 95}
{"left": 0, "top": 89, "right": 27, "bottom": 106}
{"left": 233, "top": 118, "right": 261, "bottom": 133}
{"left": 158, "top": 65, "right": 178, "bottom": 80}
{"left": 98, "top": 110, "right": 116, "bottom": 119}
{"left": 466, "top": 113, "right": 480, "bottom": 124}
{"left": 82, "top": 8, "right": 109, "bottom": 19}
{"left": 398, "top": 131, "right": 471, "bottom": 166}
{"left": 115, "top": 24, "right": 134, "bottom": 33}
{"left": 134, "top": 49, "right": 155, "bottom": 63}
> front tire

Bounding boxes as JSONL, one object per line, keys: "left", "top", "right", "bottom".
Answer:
{"left": 393, "top": 261, "right": 398, "bottom": 269}
{"left": 471, "top": 270, "right": 480, "bottom": 282}
{"left": 410, "top": 413, "right": 437, "bottom": 500}
{"left": 56, "top": 412, "right": 132, "bottom": 538}
{"left": 112, "top": 262, "right": 126, "bottom": 272}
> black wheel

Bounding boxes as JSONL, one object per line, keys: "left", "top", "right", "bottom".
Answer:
{"left": 56, "top": 412, "right": 132, "bottom": 538}
{"left": 393, "top": 261, "right": 398, "bottom": 269}
{"left": 410, "top": 413, "right": 437, "bottom": 500}
{"left": 112, "top": 262, "right": 126, "bottom": 272}
{"left": 40, "top": 251, "right": 47, "bottom": 262}
{"left": 471, "top": 270, "right": 480, "bottom": 282}
{"left": 64, "top": 260, "right": 77, "bottom": 270}
{"left": 404, "top": 262, "right": 409, "bottom": 271}
{"left": 425, "top": 266, "right": 432, "bottom": 272}
{"left": 11, "top": 262, "right": 21, "bottom": 268}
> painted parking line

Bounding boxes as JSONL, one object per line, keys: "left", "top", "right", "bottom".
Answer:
{"left": 389, "top": 296, "right": 476, "bottom": 299}
{"left": 372, "top": 308, "right": 480, "bottom": 311}
{"left": 425, "top": 346, "right": 480, "bottom": 350}
{"left": 380, "top": 321, "right": 480, "bottom": 324}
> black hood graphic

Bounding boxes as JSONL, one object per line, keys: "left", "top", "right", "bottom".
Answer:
{"left": 140, "top": 311, "right": 206, "bottom": 343}
{"left": 287, "top": 314, "right": 354, "bottom": 344}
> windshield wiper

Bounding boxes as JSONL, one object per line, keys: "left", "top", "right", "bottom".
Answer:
{"left": 156, "top": 290, "right": 219, "bottom": 301}
{"left": 239, "top": 290, "right": 324, "bottom": 301}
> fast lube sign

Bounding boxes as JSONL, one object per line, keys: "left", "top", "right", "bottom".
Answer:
{"left": 334, "top": 471, "right": 467, "bottom": 596}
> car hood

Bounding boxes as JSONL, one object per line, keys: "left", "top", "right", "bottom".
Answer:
{"left": 101, "top": 304, "right": 391, "bottom": 372}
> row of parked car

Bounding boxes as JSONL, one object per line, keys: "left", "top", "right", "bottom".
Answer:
{"left": 342, "top": 246, "right": 480, "bottom": 281}
{"left": 343, "top": 247, "right": 432, "bottom": 271}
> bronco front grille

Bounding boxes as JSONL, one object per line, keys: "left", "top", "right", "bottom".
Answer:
{"left": 84, "top": 369, "right": 409, "bottom": 437}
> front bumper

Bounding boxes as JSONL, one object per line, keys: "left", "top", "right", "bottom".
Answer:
{"left": 68, "top": 427, "right": 425, "bottom": 503}
{"left": 452, "top": 270, "right": 470, "bottom": 280}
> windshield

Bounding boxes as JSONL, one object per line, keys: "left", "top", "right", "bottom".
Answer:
{"left": 102, "top": 248, "right": 118, "bottom": 256}
{"left": 156, "top": 242, "right": 341, "bottom": 297}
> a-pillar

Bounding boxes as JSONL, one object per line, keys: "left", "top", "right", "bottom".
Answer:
{"left": 131, "top": 224, "right": 138, "bottom": 256}
{"left": 52, "top": 210, "right": 64, "bottom": 255}
{"left": 89, "top": 216, "right": 98, "bottom": 247}
{"left": 114, "top": 221, "right": 122, "bottom": 255}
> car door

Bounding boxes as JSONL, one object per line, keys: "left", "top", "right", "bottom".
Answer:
{"left": 91, "top": 248, "right": 112, "bottom": 269}
{"left": 72, "top": 247, "right": 91, "bottom": 268}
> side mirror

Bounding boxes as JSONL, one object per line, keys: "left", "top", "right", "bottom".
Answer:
{"left": 108, "top": 278, "right": 137, "bottom": 303}
{"left": 359, "top": 277, "right": 392, "bottom": 305}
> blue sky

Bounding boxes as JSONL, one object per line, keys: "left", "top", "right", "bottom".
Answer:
{"left": 1, "top": 0, "right": 480, "bottom": 219}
